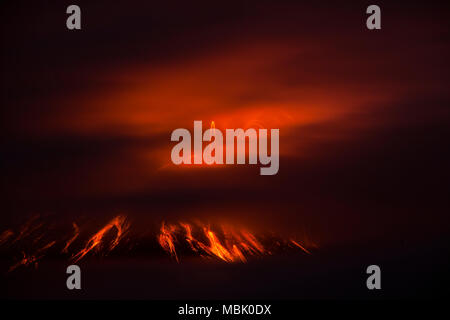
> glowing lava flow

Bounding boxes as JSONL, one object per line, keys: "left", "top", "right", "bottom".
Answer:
{"left": 157, "top": 222, "right": 179, "bottom": 262}
{"left": 0, "top": 215, "right": 314, "bottom": 272}
{"left": 290, "top": 239, "right": 311, "bottom": 254}
{"left": 204, "top": 227, "right": 242, "bottom": 262}
{"left": 62, "top": 223, "right": 79, "bottom": 253}
{"left": 72, "top": 215, "right": 129, "bottom": 262}
{"left": 8, "top": 241, "right": 56, "bottom": 272}
{"left": 157, "top": 222, "right": 311, "bottom": 263}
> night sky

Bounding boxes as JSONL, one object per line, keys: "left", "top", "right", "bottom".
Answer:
{"left": 1, "top": 0, "right": 450, "bottom": 299}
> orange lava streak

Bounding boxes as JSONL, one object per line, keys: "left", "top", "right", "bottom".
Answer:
{"left": 157, "top": 222, "right": 179, "bottom": 262}
{"left": 62, "top": 223, "right": 80, "bottom": 253}
{"left": 8, "top": 241, "right": 56, "bottom": 272}
{"left": 290, "top": 239, "right": 311, "bottom": 254}
{"left": 204, "top": 228, "right": 236, "bottom": 262}
{"left": 72, "top": 215, "right": 129, "bottom": 262}
{"left": 232, "top": 244, "right": 246, "bottom": 262}
{"left": 180, "top": 222, "right": 198, "bottom": 252}
{"left": 240, "top": 231, "right": 264, "bottom": 254}
{"left": 12, "top": 215, "right": 42, "bottom": 244}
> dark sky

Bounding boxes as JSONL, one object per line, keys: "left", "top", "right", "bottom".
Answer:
{"left": 1, "top": 0, "right": 450, "bottom": 250}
